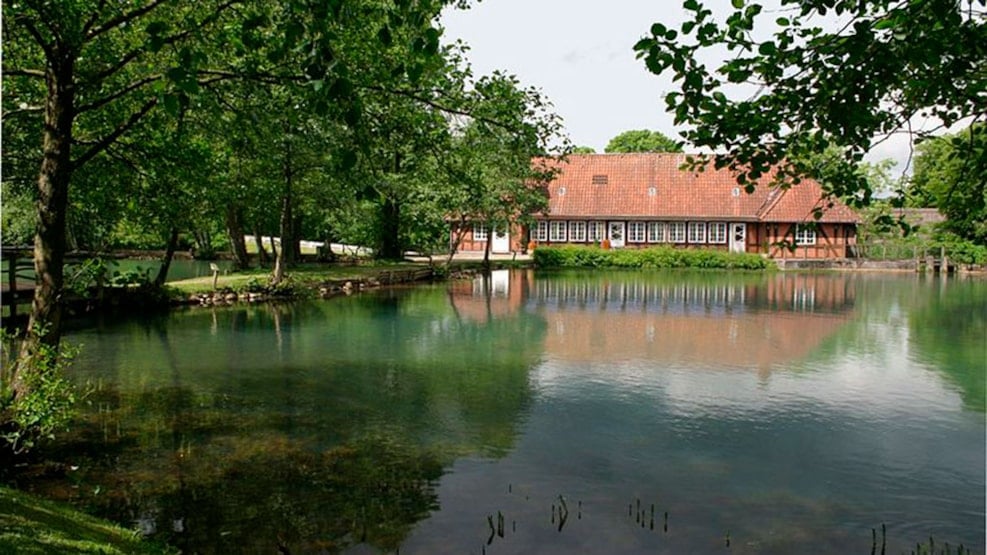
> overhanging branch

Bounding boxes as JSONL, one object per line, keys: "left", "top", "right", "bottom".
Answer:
{"left": 3, "top": 68, "right": 46, "bottom": 79}
{"left": 71, "top": 98, "right": 159, "bottom": 170}
{"left": 361, "top": 84, "right": 515, "bottom": 133}
{"left": 76, "top": 74, "right": 162, "bottom": 114}
{"left": 85, "top": 0, "right": 170, "bottom": 41}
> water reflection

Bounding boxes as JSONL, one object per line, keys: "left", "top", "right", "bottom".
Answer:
{"left": 451, "top": 271, "right": 855, "bottom": 373}
{"left": 19, "top": 272, "right": 986, "bottom": 554}
{"left": 34, "top": 288, "right": 546, "bottom": 553}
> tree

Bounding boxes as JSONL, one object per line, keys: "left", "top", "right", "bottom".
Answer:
{"left": 572, "top": 145, "right": 596, "bottom": 154}
{"left": 908, "top": 124, "right": 987, "bottom": 243}
{"left": 634, "top": 0, "right": 986, "bottom": 204}
{"left": 2, "top": 0, "right": 471, "bottom": 348}
{"left": 604, "top": 129, "right": 682, "bottom": 153}
{"left": 438, "top": 75, "right": 565, "bottom": 268}
{"left": 3, "top": 0, "right": 241, "bottom": 374}
{"left": 1, "top": 0, "right": 496, "bottom": 433}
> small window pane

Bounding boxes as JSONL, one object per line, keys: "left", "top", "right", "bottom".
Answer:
{"left": 533, "top": 221, "right": 548, "bottom": 242}
{"left": 647, "top": 222, "right": 665, "bottom": 243}
{"left": 628, "top": 221, "right": 646, "bottom": 243}
{"left": 550, "top": 221, "right": 567, "bottom": 242}
{"left": 587, "top": 221, "right": 605, "bottom": 242}
{"left": 687, "top": 222, "right": 707, "bottom": 243}
{"left": 795, "top": 225, "right": 816, "bottom": 245}
{"left": 569, "top": 221, "right": 587, "bottom": 242}
{"left": 669, "top": 222, "right": 686, "bottom": 243}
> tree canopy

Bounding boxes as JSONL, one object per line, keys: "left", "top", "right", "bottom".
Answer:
{"left": 1, "top": 0, "right": 567, "bottom": 421}
{"left": 908, "top": 124, "right": 987, "bottom": 243}
{"left": 604, "top": 129, "right": 682, "bottom": 153}
{"left": 634, "top": 0, "right": 987, "bottom": 205}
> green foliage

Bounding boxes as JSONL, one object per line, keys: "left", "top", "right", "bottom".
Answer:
{"left": 604, "top": 129, "right": 683, "bottom": 153}
{"left": 908, "top": 124, "right": 987, "bottom": 244}
{"left": 1, "top": 330, "right": 79, "bottom": 456}
{"left": 63, "top": 258, "right": 154, "bottom": 294}
{"left": 0, "top": 190, "right": 35, "bottom": 246}
{"left": 572, "top": 145, "right": 597, "bottom": 154}
{"left": 932, "top": 234, "right": 987, "bottom": 266}
{"left": 634, "top": 0, "right": 986, "bottom": 204}
{"left": 532, "top": 245, "right": 770, "bottom": 270}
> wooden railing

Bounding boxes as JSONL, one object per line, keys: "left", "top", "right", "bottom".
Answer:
{"left": 1, "top": 246, "right": 36, "bottom": 319}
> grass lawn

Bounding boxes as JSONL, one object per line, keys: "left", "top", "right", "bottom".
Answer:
{"left": 0, "top": 486, "right": 174, "bottom": 554}
{"left": 165, "top": 261, "right": 429, "bottom": 295}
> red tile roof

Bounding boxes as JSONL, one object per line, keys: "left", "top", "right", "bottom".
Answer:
{"left": 535, "top": 153, "right": 859, "bottom": 223}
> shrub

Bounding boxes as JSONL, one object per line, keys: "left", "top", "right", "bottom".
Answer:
{"left": 933, "top": 234, "right": 987, "bottom": 266}
{"left": 533, "top": 245, "right": 770, "bottom": 270}
{"left": 1, "top": 330, "right": 80, "bottom": 456}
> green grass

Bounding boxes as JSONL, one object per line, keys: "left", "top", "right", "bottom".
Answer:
{"left": 165, "top": 262, "right": 428, "bottom": 295}
{"left": 0, "top": 486, "right": 175, "bottom": 554}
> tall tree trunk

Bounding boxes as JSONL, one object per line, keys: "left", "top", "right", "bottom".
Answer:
{"left": 292, "top": 214, "right": 303, "bottom": 260}
{"left": 483, "top": 224, "right": 492, "bottom": 274}
{"left": 254, "top": 226, "right": 270, "bottom": 266}
{"left": 445, "top": 218, "right": 468, "bottom": 267}
{"left": 378, "top": 195, "right": 402, "bottom": 260}
{"left": 192, "top": 230, "right": 212, "bottom": 258}
{"left": 154, "top": 227, "right": 180, "bottom": 287}
{"left": 225, "top": 205, "right": 250, "bottom": 270}
{"left": 16, "top": 48, "right": 77, "bottom": 395}
{"left": 272, "top": 136, "right": 294, "bottom": 285}
{"left": 377, "top": 152, "right": 403, "bottom": 260}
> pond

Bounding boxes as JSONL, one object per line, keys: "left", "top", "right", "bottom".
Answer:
{"left": 26, "top": 271, "right": 987, "bottom": 554}
{"left": 106, "top": 258, "right": 236, "bottom": 282}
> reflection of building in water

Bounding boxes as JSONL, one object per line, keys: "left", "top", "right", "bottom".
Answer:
{"left": 449, "top": 272, "right": 855, "bottom": 371}
{"left": 530, "top": 274, "right": 854, "bottom": 315}
{"left": 447, "top": 269, "right": 533, "bottom": 324}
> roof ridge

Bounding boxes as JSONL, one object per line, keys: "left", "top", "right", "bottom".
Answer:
{"left": 757, "top": 186, "right": 786, "bottom": 220}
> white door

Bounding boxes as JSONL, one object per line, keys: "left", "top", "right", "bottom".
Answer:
{"left": 608, "top": 221, "right": 625, "bottom": 248}
{"left": 491, "top": 227, "right": 510, "bottom": 254}
{"left": 729, "top": 223, "right": 747, "bottom": 253}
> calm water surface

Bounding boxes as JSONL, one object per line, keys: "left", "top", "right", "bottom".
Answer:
{"left": 33, "top": 271, "right": 987, "bottom": 554}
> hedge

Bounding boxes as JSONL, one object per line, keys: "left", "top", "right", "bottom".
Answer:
{"left": 532, "top": 245, "right": 771, "bottom": 270}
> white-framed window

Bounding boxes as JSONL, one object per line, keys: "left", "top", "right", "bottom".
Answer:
{"left": 708, "top": 222, "right": 728, "bottom": 244}
{"left": 795, "top": 224, "right": 817, "bottom": 245}
{"left": 473, "top": 224, "right": 488, "bottom": 241}
{"left": 533, "top": 221, "right": 548, "bottom": 242}
{"left": 687, "top": 222, "right": 707, "bottom": 243}
{"left": 628, "top": 221, "right": 647, "bottom": 243}
{"left": 669, "top": 221, "right": 686, "bottom": 243}
{"left": 569, "top": 221, "right": 587, "bottom": 242}
{"left": 549, "top": 220, "right": 567, "bottom": 242}
{"left": 647, "top": 221, "right": 666, "bottom": 243}
{"left": 587, "top": 221, "right": 605, "bottom": 242}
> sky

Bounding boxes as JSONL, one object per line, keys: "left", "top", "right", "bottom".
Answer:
{"left": 439, "top": 0, "right": 915, "bottom": 172}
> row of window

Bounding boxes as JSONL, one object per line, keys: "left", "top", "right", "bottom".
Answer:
{"left": 530, "top": 221, "right": 817, "bottom": 245}
{"left": 532, "top": 221, "right": 732, "bottom": 244}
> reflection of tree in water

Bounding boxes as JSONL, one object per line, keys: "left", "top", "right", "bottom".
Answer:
{"left": 156, "top": 431, "right": 443, "bottom": 554}
{"left": 909, "top": 281, "right": 986, "bottom": 412}
{"left": 24, "top": 287, "right": 546, "bottom": 553}
{"left": 36, "top": 385, "right": 443, "bottom": 554}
